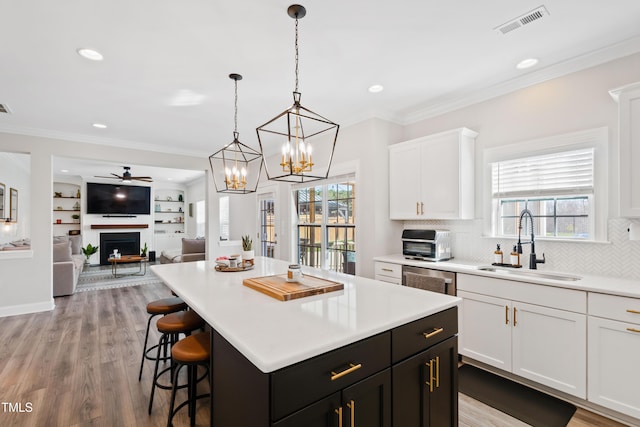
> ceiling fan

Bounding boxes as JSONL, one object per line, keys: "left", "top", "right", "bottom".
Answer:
{"left": 95, "top": 166, "right": 153, "bottom": 183}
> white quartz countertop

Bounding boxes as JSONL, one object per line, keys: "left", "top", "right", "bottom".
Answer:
{"left": 374, "top": 254, "right": 640, "bottom": 298}
{"left": 151, "top": 257, "right": 460, "bottom": 373}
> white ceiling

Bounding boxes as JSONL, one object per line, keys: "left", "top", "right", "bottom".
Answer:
{"left": 2, "top": 1, "right": 640, "bottom": 182}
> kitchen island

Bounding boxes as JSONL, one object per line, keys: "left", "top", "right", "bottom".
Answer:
{"left": 151, "top": 257, "right": 461, "bottom": 427}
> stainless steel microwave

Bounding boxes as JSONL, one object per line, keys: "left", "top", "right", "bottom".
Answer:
{"left": 402, "top": 229, "right": 452, "bottom": 261}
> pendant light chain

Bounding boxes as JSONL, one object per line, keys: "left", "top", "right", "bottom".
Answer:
{"left": 234, "top": 78, "right": 239, "bottom": 134}
{"left": 294, "top": 16, "right": 299, "bottom": 93}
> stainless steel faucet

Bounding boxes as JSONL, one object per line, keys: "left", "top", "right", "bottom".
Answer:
{"left": 517, "top": 209, "right": 546, "bottom": 269}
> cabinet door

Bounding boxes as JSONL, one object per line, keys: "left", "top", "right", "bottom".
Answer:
{"left": 419, "top": 135, "right": 460, "bottom": 219}
{"left": 272, "top": 392, "right": 341, "bottom": 427}
{"left": 458, "top": 290, "right": 512, "bottom": 371}
{"left": 612, "top": 82, "right": 640, "bottom": 217}
{"left": 511, "top": 301, "right": 586, "bottom": 398}
{"left": 342, "top": 369, "right": 391, "bottom": 427}
{"left": 392, "top": 337, "right": 458, "bottom": 427}
{"left": 389, "top": 142, "right": 422, "bottom": 219}
{"left": 588, "top": 316, "right": 640, "bottom": 418}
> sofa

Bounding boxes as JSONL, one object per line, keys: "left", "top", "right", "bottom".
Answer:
{"left": 160, "top": 238, "right": 205, "bottom": 264}
{"left": 53, "top": 235, "right": 85, "bottom": 297}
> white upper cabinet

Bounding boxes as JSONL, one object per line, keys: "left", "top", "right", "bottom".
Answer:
{"left": 611, "top": 82, "right": 640, "bottom": 217}
{"left": 389, "top": 127, "right": 477, "bottom": 220}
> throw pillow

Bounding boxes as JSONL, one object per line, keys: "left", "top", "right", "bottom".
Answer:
{"left": 53, "top": 241, "right": 73, "bottom": 262}
{"left": 68, "top": 235, "right": 82, "bottom": 255}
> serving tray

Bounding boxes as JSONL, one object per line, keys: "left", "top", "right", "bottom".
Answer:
{"left": 243, "top": 274, "right": 344, "bottom": 301}
{"left": 215, "top": 264, "right": 254, "bottom": 272}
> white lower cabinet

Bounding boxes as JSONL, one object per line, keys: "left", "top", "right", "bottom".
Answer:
{"left": 458, "top": 274, "right": 587, "bottom": 399}
{"left": 588, "top": 293, "right": 640, "bottom": 419}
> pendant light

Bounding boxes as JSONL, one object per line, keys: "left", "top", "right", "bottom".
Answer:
{"left": 256, "top": 4, "right": 339, "bottom": 183}
{"left": 209, "top": 74, "right": 263, "bottom": 194}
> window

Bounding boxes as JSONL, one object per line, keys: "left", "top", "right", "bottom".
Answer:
{"left": 295, "top": 175, "right": 356, "bottom": 274}
{"left": 196, "top": 200, "right": 205, "bottom": 238}
{"left": 492, "top": 148, "right": 594, "bottom": 239}
{"left": 219, "top": 196, "right": 229, "bottom": 240}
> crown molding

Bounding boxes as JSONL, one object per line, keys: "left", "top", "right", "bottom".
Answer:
{"left": 402, "top": 35, "right": 640, "bottom": 125}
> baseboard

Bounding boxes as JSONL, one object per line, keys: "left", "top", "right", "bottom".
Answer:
{"left": 0, "top": 299, "right": 55, "bottom": 318}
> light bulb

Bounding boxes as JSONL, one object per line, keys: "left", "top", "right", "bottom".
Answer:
{"left": 307, "top": 144, "right": 312, "bottom": 155}
{"left": 241, "top": 167, "right": 247, "bottom": 177}
{"left": 299, "top": 141, "right": 306, "bottom": 153}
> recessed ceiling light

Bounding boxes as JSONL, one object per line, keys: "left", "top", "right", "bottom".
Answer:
{"left": 61, "top": 169, "right": 69, "bottom": 173}
{"left": 77, "top": 48, "right": 104, "bottom": 61}
{"left": 516, "top": 58, "right": 538, "bottom": 69}
{"left": 92, "top": 123, "right": 107, "bottom": 129}
{"left": 368, "top": 84, "right": 384, "bottom": 93}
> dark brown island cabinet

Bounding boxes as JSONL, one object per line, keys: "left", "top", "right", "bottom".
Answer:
{"left": 212, "top": 306, "right": 458, "bottom": 427}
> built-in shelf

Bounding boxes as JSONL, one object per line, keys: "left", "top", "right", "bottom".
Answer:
{"left": 91, "top": 224, "right": 149, "bottom": 229}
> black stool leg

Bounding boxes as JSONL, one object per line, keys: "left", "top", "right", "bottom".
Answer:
{"left": 149, "top": 332, "right": 168, "bottom": 414}
{"left": 167, "top": 362, "right": 185, "bottom": 427}
{"left": 139, "top": 313, "right": 159, "bottom": 381}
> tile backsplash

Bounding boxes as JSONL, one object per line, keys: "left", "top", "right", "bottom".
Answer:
{"left": 404, "top": 218, "right": 640, "bottom": 281}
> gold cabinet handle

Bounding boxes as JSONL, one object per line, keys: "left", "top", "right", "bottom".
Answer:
{"left": 381, "top": 268, "right": 393, "bottom": 272}
{"left": 423, "top": 327, "right": 444, "bottom": 339}
{"left": 425, "top": 360, "right": 434, "bottom": 393}
{"left": 346, "top": 400, "right": 355, "bottom": 427}
{"left": 628, "top": 328, "right": 640, "bottom": 333}
{"left": 434, "top": 356, "right": 440, "bottom": 388}
{"left": 416, "top": 202, "right": 420, "bottom": 215}
{"left": 331, "top": 363, "right": 362, "bottom": 381}
{"left": 513, "top": 307, "right": 518, "bottom": 327}
{"left": 505, "top": 305, "right": 509, "bottom": 325}
{"left": 335, "top": 407, "right": 343, "bottom": 427}
{"left": 627, "top": 309, "right": 640, "bottom": 315}
{"left": 421, "top": 202, "right": 424, "bottom": 215}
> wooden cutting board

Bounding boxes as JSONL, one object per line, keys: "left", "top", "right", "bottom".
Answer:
{"left": 243, "top": 274, "right": 344, "bottom": 301}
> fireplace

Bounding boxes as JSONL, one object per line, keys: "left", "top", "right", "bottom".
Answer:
{"left": 100, "top": 232, "right": 141, "bottom": 265}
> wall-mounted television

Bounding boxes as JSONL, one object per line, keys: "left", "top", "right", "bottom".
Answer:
{"left": 86, "top": 182, "right": 151, "bottom": 215}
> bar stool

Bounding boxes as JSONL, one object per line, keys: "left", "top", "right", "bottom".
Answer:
{"left": 148, "top": 310, "right": 205, "bottom": 414}
{"left": 167, "top": 332, "right": 211, "bottom": 427}
{"left": 139, "top": 296, "right": 188, "bottom": 381}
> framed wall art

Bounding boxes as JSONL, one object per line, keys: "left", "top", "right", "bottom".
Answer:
{"left": 9, "top": 187, "right": 18, "bottom": 222}
{"left": 0, "top": 183, "right": 5, "bottom": 219}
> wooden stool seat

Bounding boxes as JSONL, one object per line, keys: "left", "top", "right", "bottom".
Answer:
{"left": 139, "top": 296, "right": 187, "bottom": 381}
{"left": 147, "top": 297, "right": 187, "bottom": 315}
{"left": 172, "top": 332, "right": 210, "bottom": 363}
{"left": 157, "top": 311, "right": 204, "bottom": 334}
{"left": 167, "top": 332, "right": 211, "bottom": 427}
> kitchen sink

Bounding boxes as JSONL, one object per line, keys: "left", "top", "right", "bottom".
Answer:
{"left": 475, "top": 266, "right": 582, "bottom": 281}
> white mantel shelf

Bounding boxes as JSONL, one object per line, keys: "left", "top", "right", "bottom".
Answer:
{"left": 90, "top": 224, "right": 149, "bottom": 229}
{"left": 151, "top": 257, "right": 460, "bottom": 373}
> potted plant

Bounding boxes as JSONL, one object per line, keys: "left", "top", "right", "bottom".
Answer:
{"left": 71, "top": 214, "right": 80, "bottom": 223}
{"left": 242, "top": 235, "right": 254, "bottom": 264}
{"left": 141, "top": 242, "right": 148, "bottom": 257}
{"left": 82, "top": 243, "right": 99, "bottom": 265}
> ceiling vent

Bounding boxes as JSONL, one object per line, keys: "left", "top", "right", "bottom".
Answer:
{"left": 495, "top": 5, "right": 549, "bottom": 35}
{"left": 0, "top": 104, "right": 11, "bottom": 114}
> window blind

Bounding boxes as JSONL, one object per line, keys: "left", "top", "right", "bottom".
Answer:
{"left": 492, "top": 148, "right": 594, "bottom": 198}
{"left": 219, "top": 196, "right": 229, "bottom": 240}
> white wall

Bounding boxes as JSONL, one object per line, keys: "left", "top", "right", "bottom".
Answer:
{"left": 400, "top": 52, "right": 640, "bottom": 279}
{"left": 0, "top": 132, "right": 208, "bottom": 317}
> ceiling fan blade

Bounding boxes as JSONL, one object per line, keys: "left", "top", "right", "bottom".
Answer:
{"left": 94, "top": 175, "right": 119, "bottom": 179}
{"left": 133, "top": 177, "right": 154, "bottom": 182}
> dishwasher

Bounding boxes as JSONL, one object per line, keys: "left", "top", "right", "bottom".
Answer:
{"left": 402, "top": 265, "right": 456, "bottom": 295}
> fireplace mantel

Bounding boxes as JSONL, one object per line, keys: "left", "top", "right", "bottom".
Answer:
{"left": 91, "top": 224, "right": 149, "bottom": 229}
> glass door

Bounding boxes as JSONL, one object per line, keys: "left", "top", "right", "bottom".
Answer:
{"left": 258, "top": 193, "right": 276, "bottom": 258}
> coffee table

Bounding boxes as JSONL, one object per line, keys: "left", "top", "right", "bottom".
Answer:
{"left": 109, "top": 255, "right": 148, "bottom": 278}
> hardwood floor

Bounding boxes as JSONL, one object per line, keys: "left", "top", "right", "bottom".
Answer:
{"left": 0, "top": 282, "right": 630, "bottom": 426}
